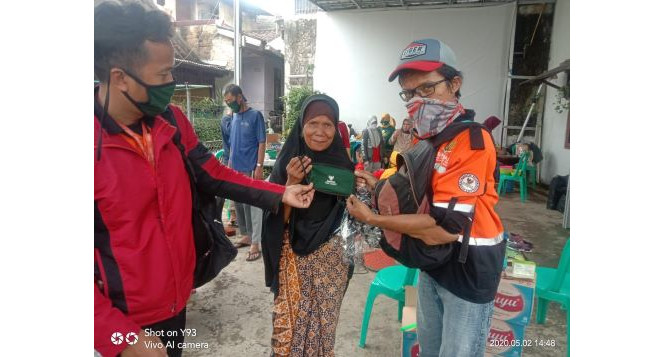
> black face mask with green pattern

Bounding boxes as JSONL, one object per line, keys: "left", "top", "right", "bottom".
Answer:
{"left": 227, "top": 100, "right": 241, "bottom": 113}
{"left": 121, "top": 69, "right": 176, "bottom": 117}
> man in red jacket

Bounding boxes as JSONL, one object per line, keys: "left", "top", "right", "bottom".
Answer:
{"left": 94, "top": 2, "right": 314, "bottom": 356}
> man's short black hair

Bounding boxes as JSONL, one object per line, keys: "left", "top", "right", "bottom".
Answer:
{"left": 224, "top": 84, "right": 247, "bottom": 101}
{"left": 94, "top": 1, "right": 173, "bottom": 82}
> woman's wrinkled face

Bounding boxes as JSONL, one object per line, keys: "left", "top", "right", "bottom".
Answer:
{"left": 303, "top": 115, "right": 336, "bottom": 151}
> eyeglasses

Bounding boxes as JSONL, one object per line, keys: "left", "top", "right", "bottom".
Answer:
{"left": 398, "top": 79, "right": 448, "bottom": 102}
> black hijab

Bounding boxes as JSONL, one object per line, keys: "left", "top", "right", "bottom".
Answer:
{"left": 262, "top": 94, "right": 354, "bottom": 294}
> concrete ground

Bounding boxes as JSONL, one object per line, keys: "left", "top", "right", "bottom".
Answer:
{"left": 181, "top": 187, "right": 569, "bottom": 357}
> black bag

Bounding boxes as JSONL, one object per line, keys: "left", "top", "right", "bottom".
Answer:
{"left": 547, "top": 175, "right": 569, "bottom": 210}
{"left": 374, "top": 122, "right": 490, "bottom": 270}
{"left": 162, "top": 108, "right": 238, "bottom": 288}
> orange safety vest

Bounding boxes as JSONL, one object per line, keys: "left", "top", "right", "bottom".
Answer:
{"left": 431, "top": 128, "right": 503, "bottom": 245}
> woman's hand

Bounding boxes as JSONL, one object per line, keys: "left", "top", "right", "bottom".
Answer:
{"left": 354, "top": 170, "right": 378, "bottom": 190}
{"left": 282, "top": 183, "right": 315, "bottom": 208}
{"left": 286, "top": 156, "right": 312, "bottom": 186}
{"left": 346, "top": 195, "right": 375, "bottom": 224}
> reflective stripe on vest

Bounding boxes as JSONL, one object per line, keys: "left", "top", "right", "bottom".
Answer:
{"left": 456, "top": 232, "right": 504, "bottom": 246}
{"left": 433, "top": 201, "right": 475, "bottom": 213}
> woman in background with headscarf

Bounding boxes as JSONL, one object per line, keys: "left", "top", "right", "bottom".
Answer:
{"left": 389, "top": 117, "right": 415, "bottom": 153}
{"left": 263, "top": 94, "right": 355, "bottom": 357}
{"left": 362, "top": 115, "right": 383, "bottom": 173}
{"left": 379, "top": 113, "right": 396, "bottom": 168}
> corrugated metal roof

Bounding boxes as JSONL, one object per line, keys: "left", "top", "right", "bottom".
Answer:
{"left": 308, "top": 0, "right": 553, "bottom": 12}
{"left": 172, "top": 33, "right": 228, "bottom": 75}
{"left": 244, "top": 29, "right": 280, "bottom": 43}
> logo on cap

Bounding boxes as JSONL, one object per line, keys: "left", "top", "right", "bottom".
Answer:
{"left": 401, "top": 43, "right": 427, "bottom": 60}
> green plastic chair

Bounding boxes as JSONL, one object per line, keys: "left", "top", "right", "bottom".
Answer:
{"left": 266, "top": 149, "right": 277, "bottom": 160}
{"left": 214, "top": 149, "right": 224, "bottom": 161}
{"left": 359, "top": 265, "right": 419, "bottom": 348}
{"left": 536, "top": 239, "right": 570, "bottom": 356}
{"left": 526, "top": 163, "right": 538, "bottom": 188}
{"left": 498, "top": 152, "right": 530, "bottom": 202}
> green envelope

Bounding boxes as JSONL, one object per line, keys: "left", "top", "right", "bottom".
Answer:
{"left": 307, "top": 163, "right": 355, "bottom": 197}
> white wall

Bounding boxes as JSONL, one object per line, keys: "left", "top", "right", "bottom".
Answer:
{"left": 313, "top": 4, "right": 515, "bottom": 132}
{"left": 265, "top": 61, "right": 275, "bottom": 114}
{"left": 242, "top": 56, "right": 266, "bottom": 115}
{"left": 540, "top": 0, "right": 570, "bottom": 184}
{"left": 264, "top": 55, "right": 284, "bottom": 114}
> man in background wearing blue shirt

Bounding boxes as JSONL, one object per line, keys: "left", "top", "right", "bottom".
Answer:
{"left": 224, "top": 84, "right": 266, "bottom": 262}
{"left": 215, "top": 109, "right": 233, "bottom": 224}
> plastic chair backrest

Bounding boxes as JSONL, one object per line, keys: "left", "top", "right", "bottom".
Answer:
{"left": 548, "top": 239, "right": 570, "bottom": 292}
{"left": 513, "top": 152, "right": 530, "bottom": 177}
{"left": 402, "top": 267, "right": 417, "bottom": 286}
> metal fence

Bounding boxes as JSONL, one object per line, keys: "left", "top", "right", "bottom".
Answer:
{"left": 201, "top": 140, "right": 223, "bottom": 154}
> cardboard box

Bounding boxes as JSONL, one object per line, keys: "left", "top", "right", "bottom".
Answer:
{"left": 485, "top": 319, "right": 526, "bottom": 357}
{"left": 401, "top": 286, "right": 420, "bottom": 357}
{"left": 492, "top": 274, "right": 535, "bottom": 326}
{"left": 506, "top": 260, "right": 536, "bottom": 280}
{"left": 266, "top": 133, "right": 281, "bottom": 144}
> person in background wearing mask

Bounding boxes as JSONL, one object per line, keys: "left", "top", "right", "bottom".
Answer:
{"left": 361, "top": 116, "right": 383, "bottom": 173}
{"left": 388, "top": 117, "right": 415, "bottom": 153}
{"left": 379, "top": 113, "right": 396, "bottom": 167}
{"left": 347, "top": 38, "right": 505, "bottom": 357}
{"left": 94, "top": 3, "right": 314, "bottom": 356}
{"left": 224, "top": 84, "right": 267, "bottom": 262}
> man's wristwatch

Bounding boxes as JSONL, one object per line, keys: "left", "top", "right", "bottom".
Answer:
{"left": 256, "top": 163, "right": 263, "bottom": 167}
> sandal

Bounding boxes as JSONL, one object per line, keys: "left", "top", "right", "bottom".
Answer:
{"left": 224, "top": 226, "right": 236, "bottom": 237}
{"left": 234, "top": 241, "right": 251, "bottom": 248}
{"left": 246, "top": 250, "right": 262, "bottom": 261}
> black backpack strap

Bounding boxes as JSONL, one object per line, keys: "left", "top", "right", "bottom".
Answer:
{"left": 469, "top": 125, "right": 485, "bottom": 150}
{"left": 428, "top": 121, "right": 484, "bottom": 149}
{"left": 161, "top": 108, "right": 200, "bottom": 207}
{"left": 457, "top": 209, "right": 474, "bottom": 264}
{"left": 445, "top": 197, "right": 470, "bottom": 264}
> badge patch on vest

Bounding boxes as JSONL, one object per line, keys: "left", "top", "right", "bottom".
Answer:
{"left": 438, "top": 140, "right": 456, "bottom": 169}
{"left": 458, "top": 173, "right": 480, "bottom": 193}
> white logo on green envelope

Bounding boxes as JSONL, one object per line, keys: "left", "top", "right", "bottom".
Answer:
{"left": 325, "top": 175, "right": 337, "bottom": 186}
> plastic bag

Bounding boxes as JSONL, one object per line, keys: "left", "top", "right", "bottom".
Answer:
{"left": 339, "top": 185, "right": 383, "bottom": 265}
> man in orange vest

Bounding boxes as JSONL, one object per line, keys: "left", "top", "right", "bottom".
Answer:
{"left": 348, "top": 38, "right": 505, "bottom": 357}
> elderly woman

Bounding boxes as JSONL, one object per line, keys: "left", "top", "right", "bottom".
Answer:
{"left": 263, "top": 94, "right": 355, "bottom": 356}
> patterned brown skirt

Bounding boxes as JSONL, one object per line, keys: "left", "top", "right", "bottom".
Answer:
{"left": 271, "top": 232, "right": 350, "bottom": 357}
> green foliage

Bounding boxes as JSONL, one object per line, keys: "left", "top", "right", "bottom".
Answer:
{"left": 282, "top": 86, "right": 321, "bottom": 137}
{"left": 553, "top": 85, "right": 570, "bottom": 114}
{"left": 172, "top": 97, "right": 225, "bottom": 119}
{"left": 171, "top": 97, "right": 225, "bottom": 142}
{"left": 193, "top": 118, "right": 222, "bottom": 142}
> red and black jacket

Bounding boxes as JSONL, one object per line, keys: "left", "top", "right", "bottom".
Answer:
{"left": 94, "top": 95, "right": 285, "bottom": 356}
